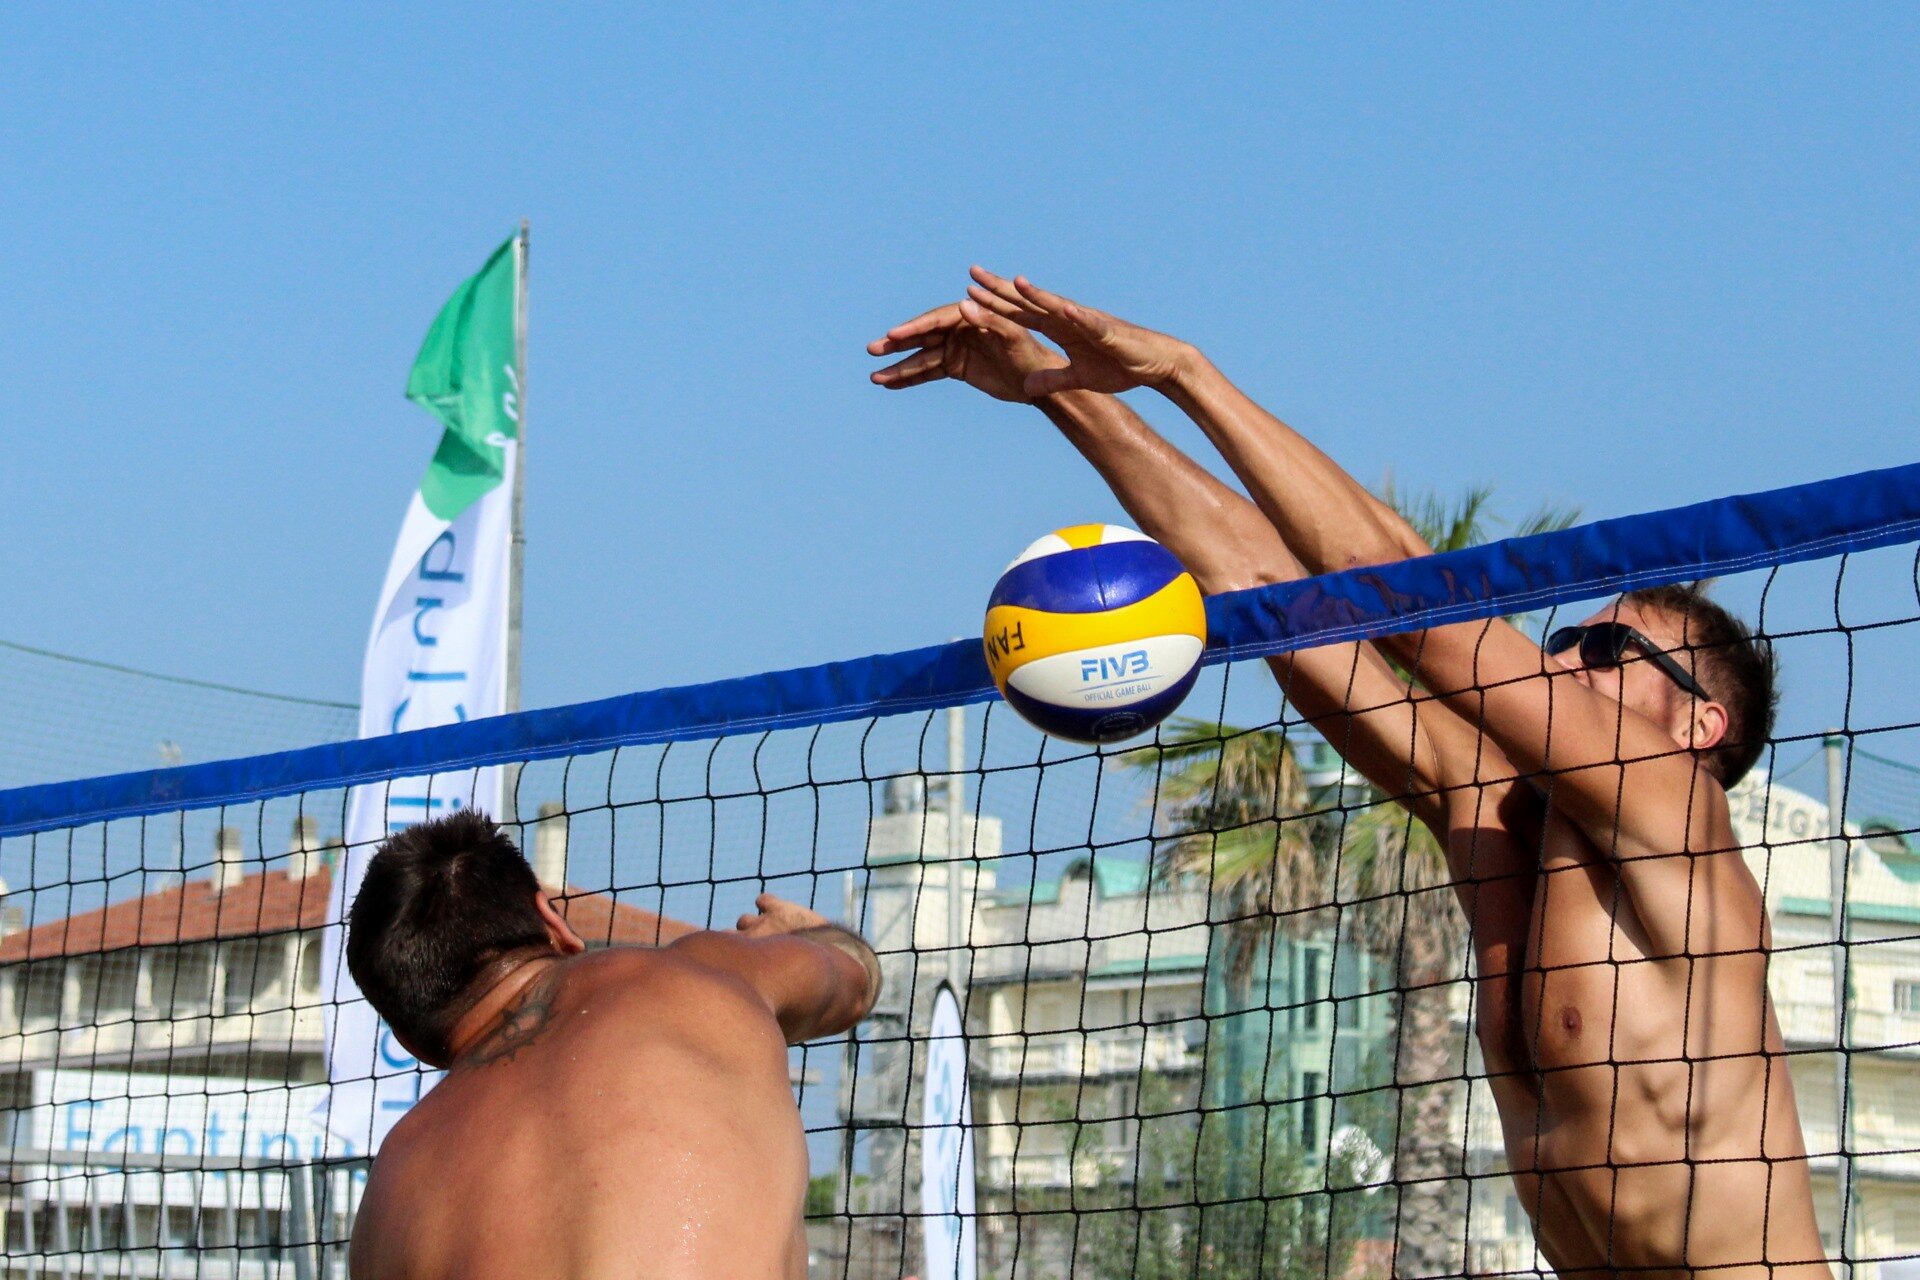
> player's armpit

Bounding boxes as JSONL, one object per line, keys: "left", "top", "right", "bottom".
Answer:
{"left": 1264, "top": 634, "right": 1508, "bottom": 838}
{"left": 1397, "top": 614, "right": 1751, "bottom": 955}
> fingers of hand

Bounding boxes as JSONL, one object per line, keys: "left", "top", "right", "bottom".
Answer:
{"left": 1011, "top": 276, "right": 1078, "bottom": 318}
{"left": 968, "top": 267, "right": 1043, "bottom": 317}
{"left": 866, "top": 303, "right": 964, "bottom": 355}
{"left": 958, "top": 299, "right": 1031, "bottom": 343}
{"left": 965, "top": 284, "right": 1048, "bottom": 330}
{"left": 870, "top": 346, "right": 953, "bottom": 388}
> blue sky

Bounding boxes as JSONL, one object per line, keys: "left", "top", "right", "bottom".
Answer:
{"left": 4, "top": 7, "right": 1916, "bottom": 739}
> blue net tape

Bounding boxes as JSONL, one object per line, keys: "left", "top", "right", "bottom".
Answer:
{"left": 3, "top": 458, "right": 1916, "bottom": 838}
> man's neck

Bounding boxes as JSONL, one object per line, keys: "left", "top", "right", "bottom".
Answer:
{"left": 442, "top": 947, "right": 564, "bottom": 1063}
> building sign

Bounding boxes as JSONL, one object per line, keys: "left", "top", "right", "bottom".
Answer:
{"left": 1727, "top": 773, "right": 1833, "bottom": 851}
{"left": 19, "top": 1070, "right": 338, "bottom": 1206}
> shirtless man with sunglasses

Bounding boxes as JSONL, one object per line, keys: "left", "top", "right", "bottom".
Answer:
{"left": 869, "top": 270, "right": 1827, "bottom": 1279}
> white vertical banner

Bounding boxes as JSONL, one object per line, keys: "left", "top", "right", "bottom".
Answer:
{"left": 319, "top": 235, "right": 521, "bottom": 1156}
{"left": 922, "top": 985, "right": 979, "bottom": 1280}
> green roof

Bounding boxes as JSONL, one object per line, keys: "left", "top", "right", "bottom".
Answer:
{"left": 1088, "top": 953, "right": 1208, "bottom": 979}
{"left": 1779, "top": 896, "right": 1920, "bottom": 926}
{"left": 988, "top": 879, "right": 1062, "bottom": 906}
{"left": 987, "top": 856, "right": 1156, "bottom": 908}
{"left": 1086, "top": 858, "right": 1150, "bottom": 897}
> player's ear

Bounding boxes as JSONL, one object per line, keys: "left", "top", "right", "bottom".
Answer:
{"left": 1686, "top": 699, "right": 1729, "bottom": 757}
{"left": 534, "top": 890, "right": 588, "bottom": 955}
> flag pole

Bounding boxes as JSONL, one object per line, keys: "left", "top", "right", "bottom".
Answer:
{"left": 505, "top": 220, "right": 529, "bottom": 824}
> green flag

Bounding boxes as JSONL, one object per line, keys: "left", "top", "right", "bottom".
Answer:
{"left": 406, "top": 235, "right": 520, "bottom": 521}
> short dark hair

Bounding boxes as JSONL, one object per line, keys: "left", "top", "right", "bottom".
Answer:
{"left": 346, "top": 810, "right": 549, "bottom": 1062}
{"left": 1622, "top": 582, "right": 1780, "bottom": 787}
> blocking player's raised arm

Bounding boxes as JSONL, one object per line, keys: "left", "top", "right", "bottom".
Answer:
{"left": 965, "top": 269, "right": 1434, "bottom": 578}
{"left": 1028, "top": 375, "right": 1476, "bottom": 832}
{"left": 986, "top": 280, "right": 1751, "bottom": 951}
{"left": 871, "top": 286, "right": 1482, "bottom": 838}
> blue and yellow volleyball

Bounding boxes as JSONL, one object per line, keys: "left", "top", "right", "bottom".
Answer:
{"left": 983, "top": 525, "right": 1207, "bottom": 744}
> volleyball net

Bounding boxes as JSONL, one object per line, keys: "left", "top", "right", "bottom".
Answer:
{"left": 0, "top": 463, "right": 1917, "bottom": 1280}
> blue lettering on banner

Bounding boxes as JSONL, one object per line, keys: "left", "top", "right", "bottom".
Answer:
{"left": 257, "top": 1133, "right": 299, "bottom": 1162}
{"left": 390, "top": 692, "right": 469, "bottom": 735}
{"left": 75, "top": 1118, "right": 326, "bottom": 1161}
{"left": 386, "top": 793, "right": 460, "bottom": 833}
{"left": 378, "top": 1026, "right": 420, "bottom": 1073}
{"left": 418, "top": 531, "right": 464, "bottom": 583}
{"left": 64, "top": 1100, "right": 98, "bottom": 1149}
{"left": 100, "top": 1126, "right": 142, "bottom": 1153}
{"left": 411, "top": 597, "right": 445, "bottom": 646}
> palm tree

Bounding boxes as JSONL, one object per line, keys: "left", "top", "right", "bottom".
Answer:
{"left": 1120, "top": 481, "right": 1579, "bottom": 1278}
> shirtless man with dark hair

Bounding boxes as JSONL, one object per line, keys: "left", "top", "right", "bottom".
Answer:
{"left": 871, "top": 271, "right": 1827, "bottom": 1278}
{"left": 345, "top": 811, "right": 881, "bottom": 1280}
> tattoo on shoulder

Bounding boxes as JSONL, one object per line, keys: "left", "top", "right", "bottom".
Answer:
{"left": 462, "top": 968, "right": 564, "bottom": 1069}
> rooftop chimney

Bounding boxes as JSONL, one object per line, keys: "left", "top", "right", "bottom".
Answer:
{"left": 533, "top": 802, "right": 569, "bottom": 892}
{"left": 215, "top": 827, "right": 247, "bottom": 892}
{"left": 286, "top": 816, "right": 323, "bottom": 880}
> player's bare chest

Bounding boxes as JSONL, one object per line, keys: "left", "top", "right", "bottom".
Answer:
{"left": 1518, "top": 817, "right": 1672, "bottom": 1070}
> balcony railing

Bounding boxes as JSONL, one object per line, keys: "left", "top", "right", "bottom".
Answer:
{"left": 1, "top": 1147, "right": 368, "bottom": 1280}
{"left": 1774, "top": 1000, "right": 1920, "bottom": 1053}
{"left": 982, "top": 1027, "right": 1200, "bottom": 1080}
{"left": 0, "top": 1007, "right": 327, "bottom": 1070}
{"left": 980, "top": 1148, "right": 1135, "bottom": 1190}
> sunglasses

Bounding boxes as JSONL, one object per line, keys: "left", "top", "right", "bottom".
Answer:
{"left": 1544, "top": 622, "right": 1712, "bottom": 702}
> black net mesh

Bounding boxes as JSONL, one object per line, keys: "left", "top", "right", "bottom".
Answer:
{"left": 0, "top": 541, "right": 1916, "bottom": 1279}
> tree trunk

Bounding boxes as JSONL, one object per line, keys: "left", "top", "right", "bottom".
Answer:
{"left": 1389, "top": 932, "right": 1468, "bottom": 1278}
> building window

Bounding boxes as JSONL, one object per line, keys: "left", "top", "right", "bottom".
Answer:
{"left": 20, "top": 961, "right": 63, "bottom": 1030}
{"left": 151, "top": 946, "right": 215, "bottom": 1014}
{"left": 1895, "top": 980, "right": 1920, "bottom": 1015}
{"left": 1301, "top": 947, "right": 1323, "bottom": 1031}
{"left": 73, "top": 953, "right": 139, "bottom": 1024}
{"left": 1301, "top": 1071, "right": 1324, "bottom": 1150}
{"left": 223, "top": 940, "right": 269, "bottom": 1014}
{"left": 300, "top": 938, "right": 322, "bottom": 996}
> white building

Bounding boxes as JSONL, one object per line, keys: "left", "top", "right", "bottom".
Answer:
{"left": 840, "top": 773, "right": 1218, "bottom": 1277}
{"left": 0, "top": 808, "right": 664, "bottom": 1276}
{"left": 1462, "top": 768, "right": 1920, "bottom": 1277}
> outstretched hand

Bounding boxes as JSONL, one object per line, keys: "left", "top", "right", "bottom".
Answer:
{"left": 961, "top": 267, "right": 1194, "bottom": 399}
{"left": 736, "top": 893, "right": 830, "bottom": 937}
{"left": 867, "top": 298, "right": 1065, "bottom": 403}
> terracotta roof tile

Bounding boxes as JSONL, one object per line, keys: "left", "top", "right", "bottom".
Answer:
{"left": 0, "top": 866, "right": 335, "bottom": 962}
{"left": 0, "top": 867, "right": 672, "bottom": 963}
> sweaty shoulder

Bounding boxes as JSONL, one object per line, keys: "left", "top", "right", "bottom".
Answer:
{"left": 555, "top": 939, "right": 758, "bottom": 1000}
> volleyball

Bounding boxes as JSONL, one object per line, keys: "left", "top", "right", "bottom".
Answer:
{"left": 983, "top": 524, "right": 1207, "bottom": 744}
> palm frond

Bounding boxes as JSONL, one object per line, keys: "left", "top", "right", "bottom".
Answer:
{"left": 1514, "top": 499, "right": 1583, "bottom": 538}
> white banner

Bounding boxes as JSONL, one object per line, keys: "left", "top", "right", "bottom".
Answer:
{"left": 25, "top": 1070, "right": 337, "bottom": 1204}
{"left": 921, "top": 986, "right": 978, "bottom": 1280}
{"left": 318, "top": 442, "right": 515, "bottom": 1155}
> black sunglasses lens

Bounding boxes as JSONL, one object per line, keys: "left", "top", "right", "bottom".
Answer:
{"left": 1580, "top": 624, "right": 1633, "bottom": 668}
{"left": 1545, "top": 628, "right": 1582, "bottom": 655}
